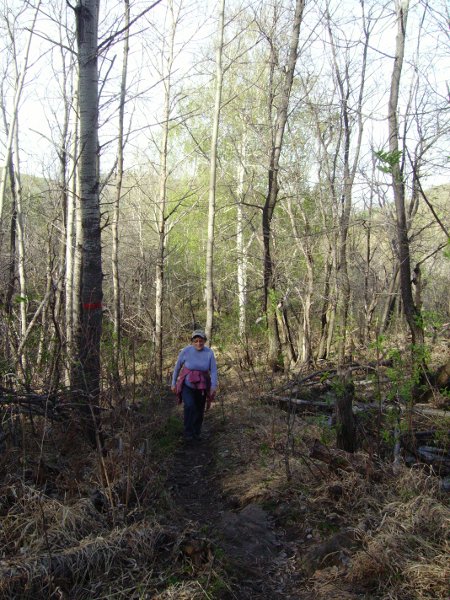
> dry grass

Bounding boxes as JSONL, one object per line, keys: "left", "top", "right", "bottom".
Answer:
{"left": 218, "top": 375, "right": 449, "bottom": 600}
{"left": 345, "top": 479, "right": 449, "bottom": 599}
{"left": 0, "top": 520, "right": 167, "bottom": 599}
{"left": 0, "top": 481, "right": 107, "bottom": 556}
{"left": 0, "top": 368, "right": 448, "bottom": 599}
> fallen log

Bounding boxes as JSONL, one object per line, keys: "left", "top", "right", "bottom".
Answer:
{"left": 264, "top": 395, "right": 334, "bottom": 412}
{"left": 264, "top": 394, "right": 384, "bottom": 415}
{"left": 412, "top": 404, "right": 450, "bottom": 418}
{"left": 415, "top": 447, "right": 450, "bottom": 476}
{"left": 278, "top": 360, "right": 393, "bottom": 394}
{"left": 264, "top": 394, "right": 450, "bottom": 421}
{"left": 0, "top": 388, "right": 69, "bottom": 421}
{"left": 400, "top": 430, "right": 450, "bottom": 475}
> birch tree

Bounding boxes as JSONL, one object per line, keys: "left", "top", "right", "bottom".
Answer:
{"left": 205, "top": 0, "right": 225, "bottom": 344}
{"left": 111, "top": 0, "right": 130, "bottom": 391}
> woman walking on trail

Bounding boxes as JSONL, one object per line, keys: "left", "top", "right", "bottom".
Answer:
{"left": 171, "top": 330, "right": 218, "bottom": 441}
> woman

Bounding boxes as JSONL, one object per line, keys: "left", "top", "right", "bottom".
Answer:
{"left": 171, "top": 329, "right": 218, "bottom": 441}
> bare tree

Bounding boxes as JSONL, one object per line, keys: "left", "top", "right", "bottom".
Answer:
{"left": 111, "top": 0, "right": 130, "bottom": 391}
{"left": 71, "top": 0, "right": 103, "bottom": 446}
{"left": 324, "top": 1, "right": 370, "bottom": 365}
{"left": 262, "top": 0, "right": 305, "bottom": 371}
{"left": 386, "top": 0, "right": 424, "bottom": 347}
{"left": 0, "top": 0, "right": 42, "bottom": 223}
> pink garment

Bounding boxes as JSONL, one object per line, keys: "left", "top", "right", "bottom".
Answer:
{"left": 175, "top": 366, "right": 212, "bottom": 404}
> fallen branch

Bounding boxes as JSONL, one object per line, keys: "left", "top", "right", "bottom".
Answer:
{"left": 0, "top": 387, "right": 107, "bottom": 421}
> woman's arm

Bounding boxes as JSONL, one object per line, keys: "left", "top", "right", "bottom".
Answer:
{"left": 209, "top": 351, "right": 218, "bottom": 390}
{"left": 171, "top": 348, "right": 186, "bottom": 389}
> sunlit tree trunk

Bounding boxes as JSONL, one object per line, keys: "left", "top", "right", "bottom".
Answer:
{"left": 285, "top": 196, "right": 313, "bottom": 365}
{"left": 13, "top": 127, "right": 28, "bottom": 375}
{"left": 65, "top": 92, "right": 79, "bottom": 386}
{"left": 205, "top": 0, "right": 225, "bottom": 344}
{"left": 111, "top": 0, "right": 130, "bottom": 390}
{"left": 154, "top": 0, "right": 180, "bottom": 381}
{"left": 236, "top": 134, "right": 249, "bottom": 339}
{"left": 362, "top": 188, "right": 378, "bottom": 344}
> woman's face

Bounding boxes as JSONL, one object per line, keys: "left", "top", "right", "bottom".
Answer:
{"left": 192, "top": 336, "right": 206, "bottom": 350}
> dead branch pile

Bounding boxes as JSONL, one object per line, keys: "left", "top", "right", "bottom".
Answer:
{"left": 0, "top": 386, "right": 70, "bottom": 421}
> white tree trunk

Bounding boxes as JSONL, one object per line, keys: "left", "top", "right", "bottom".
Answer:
{"left": 236, "top": 135, "right": 247, "bottom": 339}
{"left": 155, "top": 0, "right": 177, "bottom": 381}
{"left": 65, "top": 92, "right": 79, "bottom": 386}
{"left": 111, "top": 0, "right": 130, "bottom": 388}
{"left": 205, "top": 0, "right": 225, "bottom": 343}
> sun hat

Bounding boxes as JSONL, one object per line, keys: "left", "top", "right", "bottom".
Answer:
{"left": 191, "top": 329, "right": 207, "bottom": 340}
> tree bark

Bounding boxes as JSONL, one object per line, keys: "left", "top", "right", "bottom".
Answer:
{"left": 65, "top": 90, "right": 79, "bottom": 386}
{"left": 387, "top": 0, "right": 423, "bottom": 347}
{"left": 72, "top": 0, "right": 103, "bottom": 447}
{"left": 263, "top": 0, "right": 305, "bottom": 370}
{"left": 335, "top": 369, "right": 356, "bottom": 453}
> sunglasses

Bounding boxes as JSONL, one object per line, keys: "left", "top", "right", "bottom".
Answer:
{"left": 192, "top": 338, "right": 205, "bottom": 343}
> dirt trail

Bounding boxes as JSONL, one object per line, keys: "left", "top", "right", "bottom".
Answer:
{"left": 166, "top": 397, "right": 301, "bottom": 599}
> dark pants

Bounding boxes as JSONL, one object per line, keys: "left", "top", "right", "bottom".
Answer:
{"left": 182, "top": 385, "right": 206, "bottom": 439}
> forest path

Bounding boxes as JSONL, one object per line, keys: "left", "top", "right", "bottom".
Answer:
{"left": 165, "top": 393, "right": 302, "bottom": 599}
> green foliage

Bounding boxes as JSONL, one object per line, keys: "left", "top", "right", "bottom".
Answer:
{"left": 152, "top": 416, "right": 183, "bottom": 457}
{"left": 385, "top": 344, "right": 429, "bottom": 405}
{"left": 444, "top": 238, "right": 450, "bottom": 260}
{"left": 259, "top": 441, "right": 270, "bottom": 456}
{"left": 374, "top": 149, "right": 403, "bottom": 174}
{"left": 420, "top": 309, "right": 444, "bottom": 331}
{"left": 331, "top": 377, "right": 346, "bottom": 397}
{"left": 370, "top": 335, "right": 386, "bottom": 355}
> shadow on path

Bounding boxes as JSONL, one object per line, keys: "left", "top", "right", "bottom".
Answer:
{"left": 165, "top": 397, "right": 295, "bottom": 599}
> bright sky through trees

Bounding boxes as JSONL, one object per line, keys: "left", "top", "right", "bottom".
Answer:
{"left": 0, "top": 0, "right": 448, "bottom": 188}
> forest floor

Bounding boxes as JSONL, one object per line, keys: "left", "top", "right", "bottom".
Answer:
{"left": 0, "top": 365, "right": 449, "bottom": 599}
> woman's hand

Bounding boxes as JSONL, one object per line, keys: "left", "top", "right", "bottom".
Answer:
{"left": 171, "top": 385, "right": 176, "bottom": 394}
